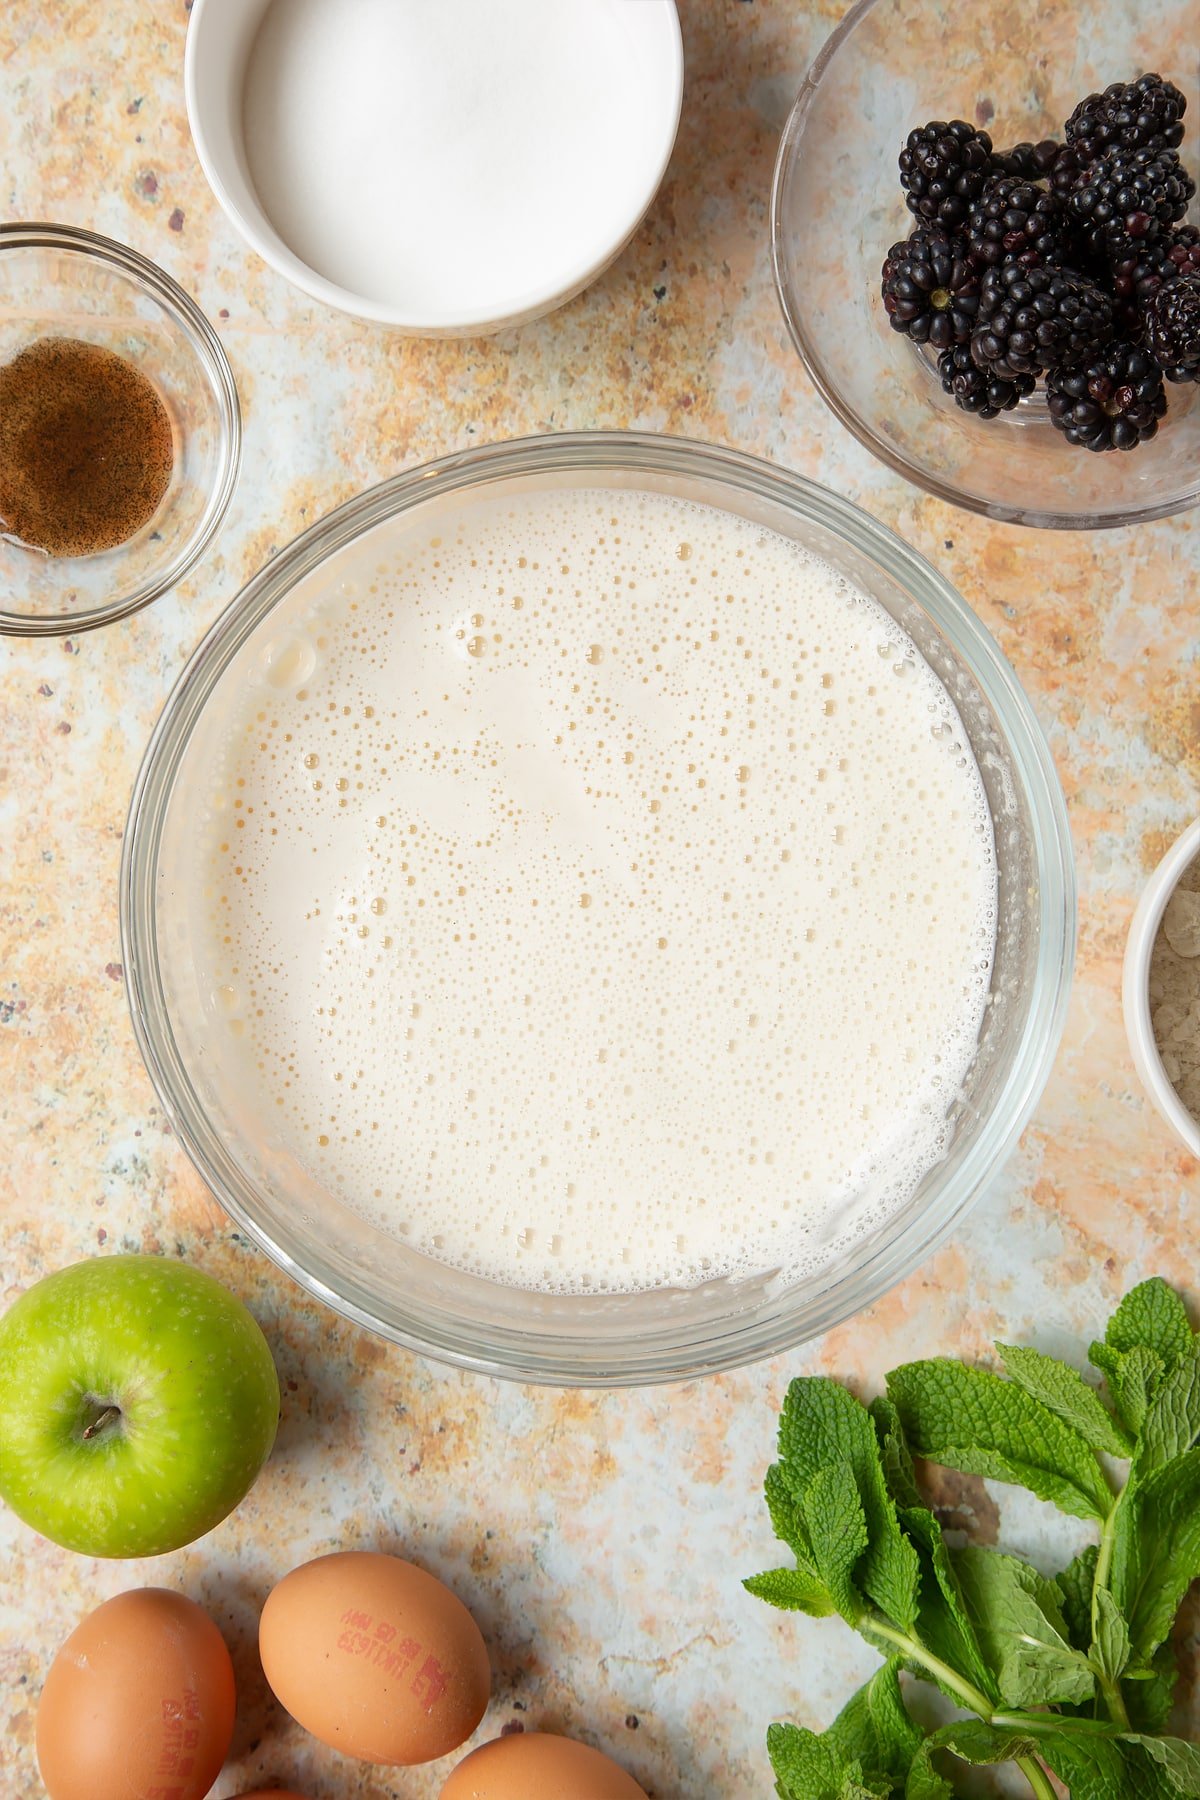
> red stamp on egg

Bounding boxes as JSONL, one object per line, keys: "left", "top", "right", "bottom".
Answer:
{"left": 333, "top": 1607, "right": 450, "bottom": 1698}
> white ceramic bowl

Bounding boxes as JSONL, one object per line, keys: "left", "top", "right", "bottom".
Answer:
{"left": 185, "top": 0, "right": 683, "bottom": 335}
{"left": 1123, "top": 819, "right": 1200, "bottom": 1156}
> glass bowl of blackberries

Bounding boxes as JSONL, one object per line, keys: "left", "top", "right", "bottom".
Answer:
{"left": 771, "top": 0, "right": 1200, "bottom": 528}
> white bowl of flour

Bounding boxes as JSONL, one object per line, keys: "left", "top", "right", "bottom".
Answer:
{"left": 185, "top": 0, "right": 683, "bottom": 333}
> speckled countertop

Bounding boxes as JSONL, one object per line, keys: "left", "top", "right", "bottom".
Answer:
{"left": 0, "top": 3, "right": 1197, "bottom": 1797}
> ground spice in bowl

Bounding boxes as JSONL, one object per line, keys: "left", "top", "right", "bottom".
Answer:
{"left": 1150, "top": 854, "right": 1200, "bottom": 1122}
{"left": 0, "top": 336, "right": 173, "bottom": 557}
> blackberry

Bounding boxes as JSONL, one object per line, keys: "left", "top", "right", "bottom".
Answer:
{"left": 1110, "top": 238, "right": 1180, "bottom": 312}
{"left": 936, "top": 344, "right": 1036, "bottom": 418}
{"left": 992, "top": 139, "right": 1062, "bottom": 180}
{"left": 1047, "top": 143, "right": 1092, "bottom": 198}
{"left": 899, "top": 120, "right": 995, "bottom": 230}
{"left": 1163, "top": 224, "right": 1200, "bottom": 280}
{"left": 965, "top": 175, "right": 1073, "bottom": 268}
{"left": 1065, "top": 74, "right": 1187, "bottom": 165}
{"left": 1144, "top": 275, "right": 1200, "bottom": 381}
{"left": 1109, "top": 227, "right": 1200, "bottom": 319}
{"left": 1046, "top": 343, "right": 1167, "bottom": 450}
{"left": 1069, "top": 145, "right": 1196, "bottom": 262}
{"left": 880, "top": 231, "right": 980, "bottom": 348}
{"left": 972, "top": 262, "right": 1116, "bottom": 378}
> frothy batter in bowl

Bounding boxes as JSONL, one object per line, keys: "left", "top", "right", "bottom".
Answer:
{"left": 193, "top": 486, "right": 997, "bottom": 1293}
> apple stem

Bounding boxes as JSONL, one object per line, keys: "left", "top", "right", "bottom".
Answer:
{"left": 81, "top": 1404, "right": 122, "bottom": 1441}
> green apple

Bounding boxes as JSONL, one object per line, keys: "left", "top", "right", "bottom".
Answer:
{"left": 0, "top": 1253, "right": 280, "bottom": 1557}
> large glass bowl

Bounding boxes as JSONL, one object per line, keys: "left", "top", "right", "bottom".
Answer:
{"left": 771, "top": 0, "right": 1200, "bottom": 529}
{"left": 121, "top": 434, "right": 1075, "bottom": 1384}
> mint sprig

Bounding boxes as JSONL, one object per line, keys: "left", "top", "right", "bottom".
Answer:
{"left": 746, "top": 1279, "right": 1200, "bottom": 1800}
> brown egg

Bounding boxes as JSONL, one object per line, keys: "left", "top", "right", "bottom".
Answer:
{"left": 230, "top": 1792, "right": 313, "bottom": 1798}
{"left": 36, "top": 1587, "right": 236, "bottom": 1800}
{"left": 259, "top": 1550, "right": 490, "bottom": 1764}
{"left": 439, "top": 1732, "right": 650, "bottom": 1798}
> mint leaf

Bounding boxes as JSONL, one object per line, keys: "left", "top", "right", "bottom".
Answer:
{"left": 903, "top": 1746, "right": 954, "bottom": 1800}
{"left": 998, "top": 1341, "right": 1133, "bottom": 1456}
{"left": 916, "top": 1723, "right": 1192, "bottom": 1800}
{"left": 766, "top": 1462, "right": 819, "bottom": 1562}
{"left": 1134, "top": 1342, "right": 1200, "bottom": 1475}
{"left": 767, "top": 1723, "right": 849, "bottom": 1800}
{"left": 898, "top": 1508, "right": 998, "bottom": 1705}
{"left": 904, "top": 1722, "right": 1043, "bottom": 1800}
{"left": 744, "top": 1566, "right": 837, "bottom": 1617}
{"left": 759, "top": 1465, "right": 846, "bottom": 1617}
{"left": 777, "top": 1376, "right": 885, "bottom": 1484}
{"left": 765, "top": 1676, "right": 916, "bottom": 1800}
{"left": 1123, "top": 1642, "right": 1178, "bottom": 1734}
{"left": 1091, "top": 1343, "right": 1165, "bottom": 1437}
{"left": 870, "top": 1397, "right": 922, "bottom": 1509}
{"left": 1111, "top": 1446, "right": 1200, "bottom": 1663}
{"left": 1091, "top": 1278, "right": 1194, "bottom": 1448}
{"left": 861, "top": 1515, "right": 922, "bottom": 1637}
{"left": 1033, "top": 1735, "right": 1139, "bottom": 1800}
{"left": 887, "top": 1358, "right": 1112, "bottom": 1521}
{"left": 935, "top": 1713, "right": 1036, "bottom": 1756}
{"left": 953, "top": 1544, "right": 1094, "bottom": 1707}
{"left": 767, "top": 1724, "right": 893, "bottom": 1800}
{"left": 827, "top": 1661, "right": 923, "bottom": 1786}
{"left": 1132, "top": 1734, "right": 1200, "bottom": 1795}
{"left": 1057, "top": 1543, "right": 1100, "bottom": 1652}
{"left": 927, "top": 1720, "right": 1042, "bottom": 1765}
{"left": 777, "top": 1379, "right": 920, "bottom": 1631}
{"left": 1105, "top": 1279, "right": 1194, "bottom": 1369}
{"left": 806, "top": 1460, "right": 869, "bottom": 1624}
{"left": 1041, "top": 1732, "right": 1178, "bottom": 1799}
{"left": 1091, "top": 1587, "right": 1132, "bottom": 1685}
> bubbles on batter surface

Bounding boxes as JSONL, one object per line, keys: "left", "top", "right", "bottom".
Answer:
{"left": 192, "top": 487, "right": 998, "bottom": 1295}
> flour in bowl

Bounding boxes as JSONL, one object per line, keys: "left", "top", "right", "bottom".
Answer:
{"left": 242, "top": 0, "right": 677, "bottom": 319}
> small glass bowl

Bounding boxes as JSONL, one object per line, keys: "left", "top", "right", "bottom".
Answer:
{"left": 122, "top": 434, "right": 1075, "bottom": 1385}
{"left": 771, "top": 0, "right": 1200, "bottom": 529}
{"left": 0, "top": 224, "right": 241, "bottom": 635}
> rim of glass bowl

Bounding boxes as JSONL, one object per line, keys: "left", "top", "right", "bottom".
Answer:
{"left": 0, "top": 222, "right": 242, "bottom": 636}
{"left": 120, "top": 431, "right": 1076, "bottom": 1385}
{"left": 768, "top": 1, "right": 1200, "bottom": 532}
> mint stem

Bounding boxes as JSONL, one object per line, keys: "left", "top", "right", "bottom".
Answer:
{"left": 1014, "top": 1754, "right": 1058, "bottom": 1800}
{"left": 1097, "top": 1669, "right": 1131, "bottom": 1731}
{"left": 1092, "top": 1495, "right": 1121, "bottom": 1613}
{"left": 1090, "top": 1481, "right": 1133, "bottom": 1729}
{"left": 866, "top": 1620, "right": 1057, "bottom": 1800}
{"left": 995, "top": 1712, "right": 1121, "bottom": 1738}
{"left": 866, "top": 1618, "right": 997, "bottom": 1717}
